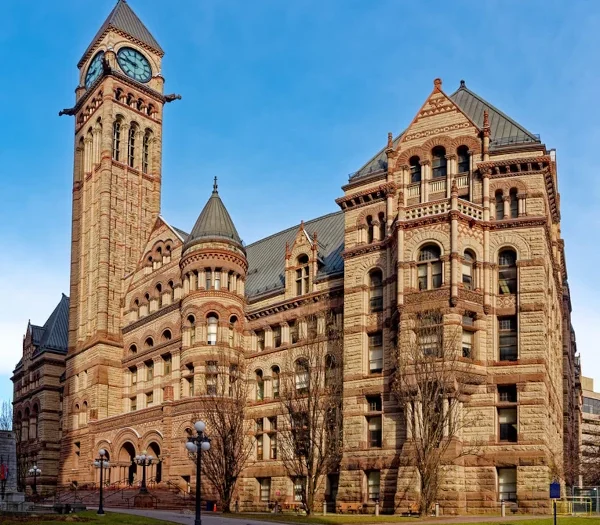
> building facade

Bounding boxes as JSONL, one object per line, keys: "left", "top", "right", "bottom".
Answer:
{"left": 581, "top": 377, "right": 600, "bottom": 486}
{"left": 12, "top": 0, "right": 580, "bottom": 514}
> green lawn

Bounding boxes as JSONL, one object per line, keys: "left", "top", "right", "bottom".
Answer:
{"left": 0, "top": 510, "right": 174, "bottom": 525}
{"left": 230, "top": 514, "right": 600, "bottom": 525}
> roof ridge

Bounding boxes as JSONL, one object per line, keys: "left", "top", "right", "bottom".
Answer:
{"left": 450, "top": 85, "right": 538, "bottom": 141}
{"left": 244, "top": 210, "right": 343, "bottom": 248}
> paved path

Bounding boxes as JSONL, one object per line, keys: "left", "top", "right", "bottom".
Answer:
{"left": 106, "top": 508, "right": 553, "bottom": 525}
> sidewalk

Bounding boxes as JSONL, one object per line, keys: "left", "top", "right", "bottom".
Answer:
{"left": 106, "top": 508, "right": 553, "bottom": 525}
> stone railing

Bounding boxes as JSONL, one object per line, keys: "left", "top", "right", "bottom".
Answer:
{"left": 455, "top": 174, "right": 469, "bottom": 188}
{"left": 430, "top": 178, "right": 446, "bottom": 194}
{"left": 407, "top": 183, "right": 420, "bottom": 198}
{"left": 405, "top": 200, "right": 449, "bottom": 220}
{"left": 457, "top": 200, "right": 483, "bottom": 220}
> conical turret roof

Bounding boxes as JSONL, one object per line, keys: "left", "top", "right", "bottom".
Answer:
{"left": 184, "top": 178, "right": 243, "bottom": 251}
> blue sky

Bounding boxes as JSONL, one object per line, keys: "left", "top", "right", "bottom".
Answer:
{"left": 1, "top": 0, "right": 599, "bottom": 404}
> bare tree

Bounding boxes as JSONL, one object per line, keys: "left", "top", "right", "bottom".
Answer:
{"left": 278, "top": 312, "right": 343, "bottom": 515}
{"left": 0, "top": 400, "right": 12, "bottom": 431}
{"left": 392, "top": 310, "right": 482, "bottom": 516}
{"left": 581, "top": 440, "right": 600, "bottom": 486}
{"left": 191, "top": 354, "right": 253, "bottom": 513}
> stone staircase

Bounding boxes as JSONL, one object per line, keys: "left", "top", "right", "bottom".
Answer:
{"left": 39, "top": 481, "right": 196, "bottom": 511}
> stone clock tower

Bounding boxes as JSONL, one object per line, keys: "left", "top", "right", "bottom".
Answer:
{"left": 59, "top": 0, "right": 178, "bottom": 478}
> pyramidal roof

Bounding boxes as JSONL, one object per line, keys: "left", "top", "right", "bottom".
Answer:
{"left": 32, "top": 294, "right": 70, "bottom": 357}
{"left": 79, "top": 0, "right": 163, "bottom": 68}
{"left": 350, "top": 80, "right": 541, "bottom": 181}
{"left": 184, "top": 178, "right": 244, "bottom": 250}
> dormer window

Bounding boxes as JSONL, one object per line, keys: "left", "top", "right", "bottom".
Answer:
{"left": 432, "top": 147, "right": 447, "bottom": 178}
{"left": 296, "top": 255, "right": 309, "bottom": 296}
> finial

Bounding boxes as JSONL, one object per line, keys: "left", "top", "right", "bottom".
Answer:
{"left": 460, "top": 80, "right": 465, "bottom": 88}
{"left": 482, "top": 110, "right": 490, "bottom": 138}
{"left": 300, "top": 220, "right": 304, "bottom": 230}
{"left": 387, "top": 132, "right": 393, "bottom": 149}
{"left": 213, "top": 176, "right": 218, "bottom": 193}
{"left": 434, "top": 78, "right": 442, "bottom": 90}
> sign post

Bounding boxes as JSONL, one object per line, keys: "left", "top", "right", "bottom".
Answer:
{"left": 550, "top": 481, "right": 560, "bottom": 525}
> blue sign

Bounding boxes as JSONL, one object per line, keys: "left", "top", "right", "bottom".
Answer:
{"left": 550, "top": 482, "right": 560, "bottom": 499}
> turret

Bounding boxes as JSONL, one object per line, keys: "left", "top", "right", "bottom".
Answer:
{"left": 179, "top": 179, "right": 247, "bottom": 395}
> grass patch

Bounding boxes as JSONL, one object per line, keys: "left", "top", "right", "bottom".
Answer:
{"left": 0, "top": 510, "right": 175, "bottom": 525}
{"left": 229, "top": 514, "right": 600, "bottom": 525}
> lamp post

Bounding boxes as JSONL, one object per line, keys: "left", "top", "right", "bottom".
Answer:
{"left": 93, "top": 449, "right": 110, "bottom": 515}
{"left": 28, "top": 465, "right": 41, "bottom": 495}
{"left": 186, "top": 420, "right": 211, "bottom": 525}
{"left": 133, "top": 451, "right": 154, "bottom": 494}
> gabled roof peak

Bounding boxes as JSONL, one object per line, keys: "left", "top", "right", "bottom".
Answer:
{"left": 79, "top": 0, "right": 163, "bottom": 68}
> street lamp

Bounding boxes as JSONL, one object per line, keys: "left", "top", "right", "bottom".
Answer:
{"left": 28, "top": 465, "right": 41, "bottom": 495}
{"left": 186, "top": 420, "right": 211, "bottom": 525}
{"left": 133, "top": 451, "right": 155, "bottom": 494}
{"left": 93, "top": 449, "right": 110, "bottom": 515}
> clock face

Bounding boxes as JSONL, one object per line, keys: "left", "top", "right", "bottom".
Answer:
{"left": 117, "top": 47, "right": 152, "bottom": 83}
{"left": 85, "top": 51, "right": 105, "bottom": 88}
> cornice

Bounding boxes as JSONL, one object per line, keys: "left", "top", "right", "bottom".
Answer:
{"left": 336, "top": 182, "right": 396, "bottom": 210}
{"left": 342, "top": 239, "right": 387, "bottom": 260}
{"left": 122, "top": 301, "right": 181, "bottom": 334}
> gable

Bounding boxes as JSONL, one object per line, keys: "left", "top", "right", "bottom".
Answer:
{"left": 399, "top": 79, "right": 480, "bottom": 149}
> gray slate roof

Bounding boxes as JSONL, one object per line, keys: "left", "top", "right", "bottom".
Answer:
{"left": 32, "top": 294, "right": 70, "bottom": 357}
{"left": 245, "top": 212, "right": 345, "bottom": 298}
{"left": 80, "top": 0, "right": 163, "bottom": 66}
{"left": 184, "top": 182, "right": 244, "bottom": 250}
{"left": 350, "top": 81, "right": 540, "bottom": 181}
{"left": 175, "top": 211, "right": 345, "bottom": 300}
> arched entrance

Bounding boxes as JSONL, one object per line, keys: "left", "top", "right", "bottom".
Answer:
{"left": 147, "top": 442, "right": 162, "bottom": 483}
{"left": 118, "top": 442, "right": 136, "bottom": 486}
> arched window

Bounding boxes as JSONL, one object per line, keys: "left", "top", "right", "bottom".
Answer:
{"left": 509, "top": 189, "right": 518, "bottom": 219}
{"left": 369, "top": 269, "right": 383, "bottom": 313}
{"left": 129, "top": 344, "right": 137, "bottom": 355}
{"left": 432, "top": 146, "right": 447, "bottom": 178}
{"left": 366, "top": 216, "right": 374, "bottom": 244}
{"left": 409, "top": 156, "right": 421, "bottom": 183}
{"left": 112, "top": 120, "right": 121, "bottom": 161}
{"left": 378, "top": 212, "right": 385, "bottom": 241}
{"left": 168, "top": 280, "right": 175, "bottom": 302}
{"left": 256, "top": 370, "right": 264, "bottom": 401}
{"left": 207, "top": 314, "right": 218, "bottom": 345}
{"left": 495, "top": 191, "right": 504, "bottom": 221}
{"left": 72, "top": 405, "right": 78, "bottom": 430}
{"left": 156, "top": 283, "right": 162, "bottom": 308}
{"left": 417, "top": 244, "right": 442, "bottom": 290}
{"left": 145, "top": 337, "right": 154, "bottom": 348}
{"left": 296, "top": 255, "right": 310, "bottom": 296}
{"left": 462, "top": 250, "right": 476, "bottom": 290}
{"left": 324, "top": 354, "right": 336, "bottom": 386}
{"left": 128, "top": 124, "right": 137, "bottom": 168}
{"left": 32, "top": 405, "right": 39, "bottom": 437}
{"left": 295, "top": 359, "right": 309, "bottom": 394}
{"left": 229, "top": 316, "right": 238, "bottom": 347}
{"left": 498, "top": 249, "right": 517, "bottom": 295}
{"left": 271, "top": 366, "right": 280, "bottom": 398}
{"left": 457, "top": 146, "right": 470, "bottom": 173}
{"left": 162, "top": 329, "right": 172, "bottom": 342}
{"left": 188, "top": 315, "right": 196, "bottom": 345}
{"left": 81, "top": 402, "right": 88, "bottom": 426}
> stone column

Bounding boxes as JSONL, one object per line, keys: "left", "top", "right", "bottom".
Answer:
{"left": 446, "top": 155, "right": 456, "bottom": 198}
{"left": 420, "top": 161, "right": 430, "bottom": 202}
{"left": 503, "top": 196, "right": 510, "bottom": 219}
